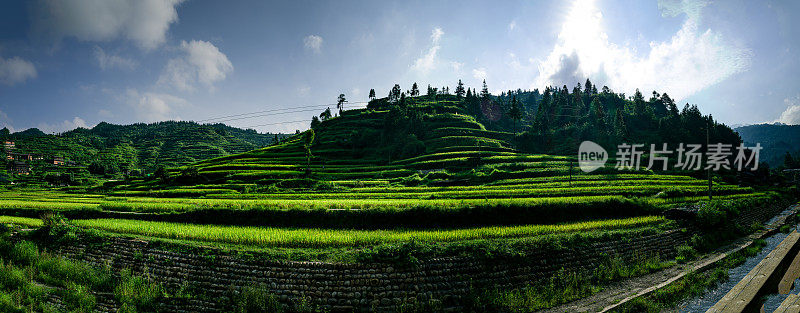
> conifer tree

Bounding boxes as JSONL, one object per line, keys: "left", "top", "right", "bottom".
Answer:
{"left": 411, "top": 83, "right": 419, "bottom": 96}
{"left": 508, "top": 95, "right": 523, "bottom": 133}
{"left": 337, "top": 94, "right": 347, "bottom": 114}
{"left": 455, "top": 79, "right": 465, "bottom": 97}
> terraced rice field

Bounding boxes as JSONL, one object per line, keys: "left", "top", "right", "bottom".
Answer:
{"left": 67, "top": 216, "right": 665, "bottom": 248}
{"left": 0, "top": 103, "right": 768, "bottom": 257}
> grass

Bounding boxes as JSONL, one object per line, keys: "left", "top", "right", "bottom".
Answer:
{"left": 70, "top": 216, "right": 666, "bottom": 248}
{"left": 0, "top": 231, "right": 171, "bottom": 313}
{"left": 0, "top": 216, "right": 42, "bottom": 227}
{"left": 0, "top": 95, "right": 787, "bottom": 312}
{"left": 3, "top": 192, "right": 646, "bottom": 213}
{"left": 0, "top": 188, "right": 768, "bottom": 229}
{"left": 608, "top": 239, "right": 769, "bottom": 312}
{"left": 467, "top": 254, "right": 675, "bottom": 312}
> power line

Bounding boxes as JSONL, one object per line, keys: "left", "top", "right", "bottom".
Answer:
{"left": 197, "top": 104, "right": 329, "bottom": 122}
{"left": 242, "top": 119, "right": 310, "bottom": 128}
{"left": 207, "top": 107, "right": 332, "bottom": 124}
{"left": 236, "top": 102, "right": 370, "bottom": 130}
{"left": 197, "top": 101, "right": 368, "bottom": 123}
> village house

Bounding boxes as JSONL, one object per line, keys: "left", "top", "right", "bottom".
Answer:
{"left": 8, "top": 153, "right": 41, "bottom": 161}
{"left": 48, "top": 156, "right": 65, "bottom": 166}
{"left": 9, "top": 161, "right": 30, "bottom": 175}
{"left": 3, "top": 140, "right": 14, "bottom": 160}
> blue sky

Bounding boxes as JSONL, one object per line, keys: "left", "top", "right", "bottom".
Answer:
{"left": 0, "top": 0, "right": 798, "bottom": 134}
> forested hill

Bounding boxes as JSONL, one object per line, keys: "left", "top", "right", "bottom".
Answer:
{"left": 735, "top": 123, "right": 800, "bottom": 167}
{"left": 0, "top": 121, "right": 286, "bottom": 174}
{"left": 370, "top": 79, "right": 742, "bottom": 156}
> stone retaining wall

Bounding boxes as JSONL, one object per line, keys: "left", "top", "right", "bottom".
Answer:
{"left": 46, "top": 230, "right": 689, "bottom": 312}
{"left": 41, "top": 201, "right": 790, "bottom": 312}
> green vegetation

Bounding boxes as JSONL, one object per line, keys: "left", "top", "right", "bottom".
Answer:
{"left": 609, "top": 239, "right": 769, "bottom": 313}
{"left": 0, "top": 226, "right": 171, "bottom": 312}
{"left": 0, "top": 191, "right": 776, "bottom": 229}
{"left": 468, "top": 255, "right": 673, "bottom": 312}
{"left": 1, "top": 81, "right": 797, "bottom": 312}
{"left": 0, "top": 121, "right": 287, "bottom": 184}
{"left": 69, "top": 216, "right": 664, "bottom": 248}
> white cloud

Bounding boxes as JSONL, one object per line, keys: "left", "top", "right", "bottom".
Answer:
{"left": 158, "top": 40, "right": 233, "bottom": 92}
{"left": 297, "top": 86, "right": 311, "bottom": 97}
{"left": 533, "top": 0, "right": 751, "bottom": 101}
{"left": 0, "top": 56, "right": 37, "bottom": 85}
{"left": 303, "top": 35, "right": 323, "bottom": 54}
{"left": 508, "top": 52, "right": 522, "bottom": 70}
{"left": 125, "top": 88, "right": 188, "bottom": 122}
{"left": 94, "top": 46, "right": 136, "bottom": 70}
{"left": 508, "top": 20, "right": 517, "bottom": 31}
{"left": 37, "top": 116, "right": 90, "bottom": 134}
{"left": 0, "top": 109, "right": 10, "bottom": 131}
{"left": 776, "top": 95, "right": 800, "bottom": 125}
{"left": 411, "top": 27, "right": 444, "bottom": 74}
{"left": 450, "top": 61, "right": 463, "bottom": 71}
{"left": 472, "top": 68, "right": 487, "bottom": 80}
{"left": 431, "top": 28, "right": 444, "bottom": 42}
{"left": 31, "top": 0, "right": 184, "bottom": 50}
{"left": 658, "top": 0, "right": 709, "bottom": 20}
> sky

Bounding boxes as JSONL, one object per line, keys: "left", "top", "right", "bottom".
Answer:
{"left": 0, "top": 0, "right": 798, "bottom": 134}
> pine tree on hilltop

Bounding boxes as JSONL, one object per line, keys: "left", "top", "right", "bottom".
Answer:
{"left": 320, "top": 107, "right": 332, "bottom": 121}
{"left": 480, "top": 80, "right": 490, "bottom": 98}
{"left": 455, "top": 79, "right": 465, "bottom": 98}
{"left": 310, "top": 116, "right": 321, "bottom": 129}
{"left": 391, "top": 84, "right": 402, "bottom": 102}
{"left": 508, "top": 95, "right": 523, "bottom": 133}
{"left": 584, "top": 78, "right": 593, "bottom": 95}
{"left": 337, "top": 94, "right": 347, "bottom": 114}
{"left": 399, "top": 92, "right": 407, "bottom": 109}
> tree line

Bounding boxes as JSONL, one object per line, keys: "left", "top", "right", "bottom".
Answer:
{"left": 315, "top": 78, "right": 741, "bottom": 157}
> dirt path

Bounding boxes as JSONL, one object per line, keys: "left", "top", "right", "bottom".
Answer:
{"left": 541, "top": 205, "right": 799, "bottom": 313}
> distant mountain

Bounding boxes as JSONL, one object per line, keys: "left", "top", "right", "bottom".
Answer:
{"left": 2, "top": 121, "right": 288, "bottom": 174}
{"left": 735, "top": 123, "right": 800, "bottom": 167}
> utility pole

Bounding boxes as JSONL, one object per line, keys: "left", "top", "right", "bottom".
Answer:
{"left": 707, "top": 121, "right": 712, "bottom": 200}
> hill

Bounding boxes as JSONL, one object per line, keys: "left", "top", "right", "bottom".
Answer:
{"left": 0, "top": 85, "right": 792, "bottom": 313}
{"left": 735, "top": 123, "right": 800, "bottom": 167}
{"left": 112, "top": 91, "right": 757, "bottom": 214}
{"left": 0, "top": 121, "right": 287, "bottom": 178}
{"left": 122, "top": 84, "right": 746, "bottom": 190}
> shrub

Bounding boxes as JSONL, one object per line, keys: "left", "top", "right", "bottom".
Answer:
{"left": 0, "top": 292, "right": 24, "bottom": 313}
{"left": 675, "top": 245, "right": 698, "bottom": 263}
{"left": 312, "top": 181, "right": 336, "bottom": 191}
{"left": 10, "top": 241, "right": 38, "bottom": 266}
{"left": 61, "top": 282, "right": 96, "bottom": 312}
{"left": 233, "top": 285, "right": 283, "bottom": 313}
{"left": 115, "top": 270, "right": 164, "bottom": 312}
{"left": 696, "top": 202, "right": 726, "bottom": 230}
{"left": 0, "top": 262, "right": 27, "bottom": 291}
{"left": 401, "top": 174, "right": 426, "bottom": 187}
